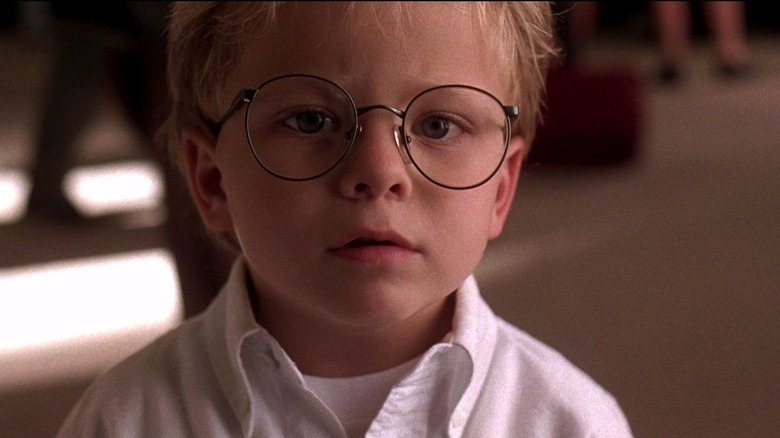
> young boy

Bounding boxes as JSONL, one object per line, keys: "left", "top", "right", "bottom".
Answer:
{"left": 58, "top": 2, "right": 633, "bottom": 437}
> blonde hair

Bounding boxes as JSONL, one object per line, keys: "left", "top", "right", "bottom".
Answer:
{"left": 163, "top": 1, "right": 556, "bottom": 173}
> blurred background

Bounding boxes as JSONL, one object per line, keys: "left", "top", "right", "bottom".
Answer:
{"left": 1, "top": 2, "right": 778, "bottom": 437}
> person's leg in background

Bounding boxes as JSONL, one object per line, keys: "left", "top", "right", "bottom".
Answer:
{"left": 650, "top": 1, "right": 691, "bottom": 84}
{"left": 567, "top": 1, "right": 601, "bottom": 64}
{"left": 702, "top": 1, "right": 750, "bottom": 77}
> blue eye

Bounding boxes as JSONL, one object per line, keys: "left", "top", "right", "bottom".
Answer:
{"left": 420, "top": 117, "right": 450, "bottom": 139}
{"left": 285, "top": 111, "right": 334, "bottom": 134}
{"left": 415, "top": 115, "right": 464, "bottom": 141}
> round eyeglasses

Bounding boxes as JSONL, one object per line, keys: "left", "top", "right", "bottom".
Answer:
{"left": 211, "top": 74, "right": 519, "bottom": 190}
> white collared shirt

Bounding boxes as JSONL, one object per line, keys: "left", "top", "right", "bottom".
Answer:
{"left": 57, "top": 258, "right": 633, "bottom": 437}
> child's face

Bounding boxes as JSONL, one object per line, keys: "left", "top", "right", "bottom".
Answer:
{"left": 187, "top": 3, "right": 524, "bottom": 328}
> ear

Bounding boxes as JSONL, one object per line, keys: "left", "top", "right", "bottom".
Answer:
{"left": 488, "top": 135, "right": 525, "bottom": 239}
{"left": 182, "top": 126, "right": 234, "bottom": 232}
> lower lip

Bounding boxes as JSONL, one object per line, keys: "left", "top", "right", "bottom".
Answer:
{"left": 329, "top": 245, "right": 417, "bottom": 263}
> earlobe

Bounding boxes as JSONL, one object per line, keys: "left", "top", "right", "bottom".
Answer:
{"left": 488, "top": 135, "right": 525, "bottom": 239}
{"left": 182, "top": 127, "right": 234, "bottom": 232}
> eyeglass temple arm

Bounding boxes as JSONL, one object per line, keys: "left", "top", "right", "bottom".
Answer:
{"left": 503, "top": 105, "right": 519, "bottom": 119}
{"left": 210, "top": 89, "right": 256, "bottom": 136}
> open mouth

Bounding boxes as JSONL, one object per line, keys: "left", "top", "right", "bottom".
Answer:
{"left": 344, "top": 239, "right": 397, "bottom": 248}
{"left": 330, "top": 232, "right": 416, "bottom": 262}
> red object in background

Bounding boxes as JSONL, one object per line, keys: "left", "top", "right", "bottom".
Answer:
{"left": 529, "top": 65, "right": 644, "bottom": 165}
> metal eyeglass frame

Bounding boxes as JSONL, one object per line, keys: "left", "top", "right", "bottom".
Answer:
{"left": 209, "top": 74, "right": 519, "bottom": 190}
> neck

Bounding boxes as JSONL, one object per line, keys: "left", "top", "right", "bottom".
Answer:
{"left": 249, "top": 282, "right": 456, "bottom": 378}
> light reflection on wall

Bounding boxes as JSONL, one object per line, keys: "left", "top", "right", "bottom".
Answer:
{"left": 0, "top": 161, "right": 179, "bottom": 390}
{"left": 0, "top": 160, "right": 163, "bottom": 223}
{"left": 0, "top": 169, "right": 28, "bottom": 223}
{"left": 0, "top": 249, "right": 182, "bottom": 389}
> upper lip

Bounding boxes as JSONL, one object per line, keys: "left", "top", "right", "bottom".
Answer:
{"left": 330, "top": 229, "right": 415, "bottom": 251}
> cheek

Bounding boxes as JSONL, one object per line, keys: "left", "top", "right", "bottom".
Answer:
{"left": 428, "top": 189, "right": 498, "bottom": 261}
{"left": 219, "top": 144, "right": 324, "bottom": 258}
{"left": 441, "top": 185, "right": 500, "bottom": 232}
{"left": 217, "top": 139, "right": 285, "bottom": 242}
{"left": 225, "top": 179, "right": 313, "bottom": 278}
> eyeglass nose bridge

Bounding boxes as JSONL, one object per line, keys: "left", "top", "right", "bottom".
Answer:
{"left": 354, "top": 104, "right": 412, "bottom": 165}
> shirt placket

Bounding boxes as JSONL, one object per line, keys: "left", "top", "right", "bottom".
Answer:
{"left": 366, "top": 345, "right": 472, "bottom": 438}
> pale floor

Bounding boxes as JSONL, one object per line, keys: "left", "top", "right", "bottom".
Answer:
{"left": 1, "top": 28, "right": 779, "bottom": 437}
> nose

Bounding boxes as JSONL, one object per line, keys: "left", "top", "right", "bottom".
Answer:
{"left": 336, "top": 108, "right": 413, "bottom": 200}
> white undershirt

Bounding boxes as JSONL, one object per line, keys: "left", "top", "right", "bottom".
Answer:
{"left": 303, "top": 356, "right": 421, "bottom": 438}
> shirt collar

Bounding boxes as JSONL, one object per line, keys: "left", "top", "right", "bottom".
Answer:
{"left": 446, "top": 275, "right": 499, "bottom": 435}
{"left": 202, "top": 257, "right": 261, "bottom": 437}
{"left": 366, "top": 276, "right": 499, "bottom": 436}
{"left": 204, "top": 258, "right": 498, "bottom": 437}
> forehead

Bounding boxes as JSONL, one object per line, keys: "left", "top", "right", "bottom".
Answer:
{"left": 226, "top": 2, "right": 511, "bottom": 102}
